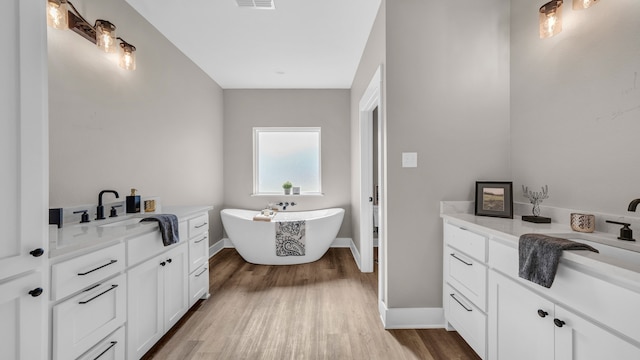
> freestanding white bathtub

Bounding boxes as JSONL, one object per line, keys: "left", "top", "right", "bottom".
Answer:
{"left": 220, "top": 208, "right": 345, "bottom": 265}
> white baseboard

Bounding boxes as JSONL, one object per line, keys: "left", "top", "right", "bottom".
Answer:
{"left": 331, "top": 237, "right": 352, "bottom": 247}
{"left": 350, "top": 240, "right": 362, "bottom": 271}
{"left": 209, "top": 238, "right": 233, "bottom": 258}
{"left": 379, "top": 300, "right": 445, "bottom": 329}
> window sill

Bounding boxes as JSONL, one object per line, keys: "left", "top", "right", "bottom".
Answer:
{"left": 251, "top": 193, "right": 325, "bottom": 197}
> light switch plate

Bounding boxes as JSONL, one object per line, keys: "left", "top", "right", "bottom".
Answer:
{"left": 402, "top": 152, "right": 418, "bottom": 168}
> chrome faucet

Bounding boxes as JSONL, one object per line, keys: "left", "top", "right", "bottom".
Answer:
{"left": 629, "top": 198, "right": 640, "bottom": 212}
{"left": 96, "top": 190, "right": 119, "bottom": 220}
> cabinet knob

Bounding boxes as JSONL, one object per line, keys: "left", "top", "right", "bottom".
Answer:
{"left": 167, "top": 258, "right": 172, "bottom": 264}
{"left": 554, "top": 318, "right": 566, "bottom": 328}
{"left": 30, "top": 248, "right": 45, "bottom": 257}
{"left": 28, "top": 287, "right": 43, "bottom": 297}
{"left": 160, "top": 261, "right": 166, "bottom": 267}
{"left": 537, "top": 309, "right": 549, "bottom": 318}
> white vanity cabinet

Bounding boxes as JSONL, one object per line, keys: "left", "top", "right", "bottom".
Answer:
{"left": 488, "top": 271, "right": 640, "bottom": 360}
{"left": 443, "top": 222, "right": 488, "bottom": 358}
{"left": 443, "top": 216, "right": 640, "bottom": 360}
{"left": 187, "top": 213, "right": 211, "bottom": 307}
{"left": 127, "top": 239, "right": 188, "bottom": 360}
{"left": 0, "top": 0, "right": 48, "bottom": 359}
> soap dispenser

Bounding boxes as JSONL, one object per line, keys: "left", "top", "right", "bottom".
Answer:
{"left": 126, "top": 188, "right": 141, "bottom": 213}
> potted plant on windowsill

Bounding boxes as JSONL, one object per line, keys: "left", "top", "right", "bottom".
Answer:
{"left": 282, "top": 181, "right": 293, "bottom": 195}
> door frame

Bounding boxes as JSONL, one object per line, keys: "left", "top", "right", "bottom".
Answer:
{"left": 358, "top": 66, "right": 384, "bottom": 282}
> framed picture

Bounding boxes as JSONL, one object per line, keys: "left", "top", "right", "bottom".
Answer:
{"left": 475, "top": 181, "right": 513, "bottom": 219}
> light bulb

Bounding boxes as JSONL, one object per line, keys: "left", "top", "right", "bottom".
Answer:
{"left": 47, "top": 0, "right": 68, "bottom": 30}
{"left": 119, "top": 42, "right": 136, "bottom": 70}
{"left": 573, "top": 0, "right": 598, "bottom": 10}
{"left": 95, "top": 20, "right": 117, "bottom": 53}
{"left": 539, "top": 1, "right": 563, "bottom": 39}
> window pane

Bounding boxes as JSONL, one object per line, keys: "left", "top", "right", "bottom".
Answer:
{"left": 256, "top": 128, "right": 321, "bottom": 194}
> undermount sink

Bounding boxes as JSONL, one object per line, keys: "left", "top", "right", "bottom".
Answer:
{"left": 549, "top": 232, "right": 640, "bottom": 272}
{"left": 98, "top": 217, "right": 143, "bottom": 228}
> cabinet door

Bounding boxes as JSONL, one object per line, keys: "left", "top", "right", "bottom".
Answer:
{"left": 1, "top": 2, "right": 47, "bottom": 358}
{"left": 554, "top": 305, "right": 640, "bottom": 360}
{"left": 163, "top": 244, "right": 189, "bottom": 331}
{"left": 488, "top": 271, "right": 554, "bottom": 360}
{"left": 127, "top": 256, "right": 164, "bottom": 360}
{"left": 0, "top": 272, "right": 45, "bottom": 360}
{"left": 0, "top": 0, "right": 48, "bottom": 282}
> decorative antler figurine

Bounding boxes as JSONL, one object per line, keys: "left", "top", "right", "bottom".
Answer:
{"left": 522, "top": 185, "right": 549, "bottom": 217}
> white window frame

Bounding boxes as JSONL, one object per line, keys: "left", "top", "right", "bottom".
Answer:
{"left": 253, "top": 127, "right": 323, "bottom": 196}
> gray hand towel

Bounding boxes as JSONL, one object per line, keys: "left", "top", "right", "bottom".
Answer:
{"left": 518, "top": 233, "right": 598, "bottom": 288}
{"left": 140, "top": 214, "right": 180, "bottom": 246}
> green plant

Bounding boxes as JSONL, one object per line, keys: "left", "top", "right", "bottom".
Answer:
{"left": 282, "top": 181, "right": 293, "bottom": 189}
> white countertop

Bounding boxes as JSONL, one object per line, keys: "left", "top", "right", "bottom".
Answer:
{"left": 441, "top": 213, "right": 640, "bottom": 287}
{"left": 49, "top": 205, "right": 213, "bottom": 259}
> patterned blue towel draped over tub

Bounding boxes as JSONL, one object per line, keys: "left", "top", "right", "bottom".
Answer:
{"left": 275, "top": 220, "right": 306, "bottom": 256}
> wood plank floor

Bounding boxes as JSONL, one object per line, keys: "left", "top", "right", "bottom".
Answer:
{"left": 143, "top": 248, "right": 481, "bottom": 360}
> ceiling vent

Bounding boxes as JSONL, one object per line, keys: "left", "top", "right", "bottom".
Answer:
{"left": 236, "top": 0, "right": 275, "bottom": 9}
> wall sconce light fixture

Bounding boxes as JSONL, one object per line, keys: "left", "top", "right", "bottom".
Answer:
{"left": 46, "top": 0, "right": 137, "bottom": 70}
{"left": 573, "top": 0, "right": 599, "bottom": 10}
{"left": 539, "top": 0, "right": 563, "bottom": 39}
{"left": 47, "top": 0, "right": 69, "bottom": 30}
{"left": 540, "top": 0, "right": 602, "bottom": 39}
{"left": 119, "top": 39, "right": 136, "bottom": 70}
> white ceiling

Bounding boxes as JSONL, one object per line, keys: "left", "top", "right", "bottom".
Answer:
{"left": 125, "top": 0, "right": 382, "bottom": 89}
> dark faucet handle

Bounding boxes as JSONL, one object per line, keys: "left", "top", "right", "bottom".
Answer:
{"left": 110, "top": 205, "right": 123, "bottom": 218}
{"left": 606, "top": 220, "right": 635, "bottom": 241}
{"left": 73, "top": 210, "right": 90, "bottom": 223}
{"left": 290, "top": 202, "right": 297, "bottom": 206}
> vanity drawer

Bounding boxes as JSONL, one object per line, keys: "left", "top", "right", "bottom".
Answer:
{"left": 76, "top": 326, "right": 125, "bottom": 360}
{"left": 189, "top": 232, "right": 209, "bottom": 273}
{"left": 445, "top": 223, "right": 487, "bottom": 262}
{"left": 51, "top": 243, "right": 125, "bottom": 301}
{"left": 53, "top": 274, "right": 126, "bottom": 360}
{"left": 189, "top": 263, "right": 209, "bottom": 307}
{"left": 188, "top": 214, "right": 209, "bottom": 238}
{"left": 445, "top": 285, "right": 486, "bottom": 359}
{"left": 446, "top": 246, "right": 487, "bottom": 311}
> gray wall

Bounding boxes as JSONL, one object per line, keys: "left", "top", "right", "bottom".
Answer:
{"left": 350, "top": 1, "right": 386, "bottom": 255}
{"left": 223, "top": 90, "right": 352, "bottom": 238}
{"left": 511, "top": 0, "right": 640, "bottom": 216}
{"left": 384, "top": 0, "right": 511, "bottom": 308}
{"left": 48, "top": 0, "right": 225, "bottom": 242}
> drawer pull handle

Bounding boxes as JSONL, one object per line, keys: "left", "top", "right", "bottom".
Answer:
{"left": 160, "top": 261, "right": 166, "bottom": 267}
{"left": 93, "top": 341, "right": 117, "bottom": 360}
{"left": 167, "top": 258, "right": 172, "bottom": 264}
{"left": 30, "top": 248, "right": 45, "bottom": 257}
{"left": 537, "top": 309, "right": 549, "bottom": 318}
{"left": 450, "top": 293, "right": 472, "bottom": 312}
{"left": 450, "top": 253, "right": 473, "bottom": 266}
{"left": 195, "top": 236, "right": 207, "bottom": 244}
{"left": 195, "top": 267, "right": 208, "bottom": 277}
{"left": 28, "top": 287, "right": 43, "bottom": 297}
{"left": 554, "top": 318, "right": 566, "bottom": 328}
{"left": 195, "top": 222, "right": 208, "bottom": 229}
{"left": 79, "top": 284, "right": 118, "bottom": 304}
{"left": 78, "top": 260, "right": 118, "bottom": 276}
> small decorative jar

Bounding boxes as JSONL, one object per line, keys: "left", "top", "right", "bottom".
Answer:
{"left": 570, "top": 213, "right": 595, "bottom": 233}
